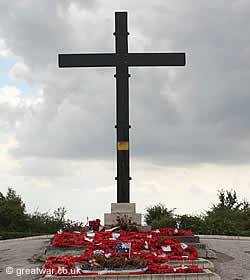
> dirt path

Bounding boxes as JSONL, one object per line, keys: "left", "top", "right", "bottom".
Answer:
{"left": 201, "top": 238, "right": 250, "bottom": 280}
{"left": 0, "top": 238, "right": 49, "bottom": 280}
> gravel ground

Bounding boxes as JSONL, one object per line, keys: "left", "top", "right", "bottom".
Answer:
{"left": 0, "top": 237, "right": 249, "bottom": 280}
{"left": 0, "top": 239, "right": 49, "bottom": 280}
{"left": 201, "top": 238, "right": 250, "bottom": 280}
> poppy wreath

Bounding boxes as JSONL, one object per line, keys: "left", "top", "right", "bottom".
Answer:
{"left": 52, "top": 228, "right": 194, "bottom": 247}
{"left": 44, "top": 255, "right": 204, "bottom": 276}
{"left": 147, "top": 264, "right": 204, "bottom": 274}
{"left": 89, "top": 219, "right": 102, "bottom": 231}
{"left": 56, "top": 235, "right": 199, "bottom": 263}
{"left": 52, "top": 229, "right": 199, "bottom": 262}
{"left": 44, "top": 256, "right": 75, "bottom": 275}
{"left": 47, "top": 227, "right": 203, "bottom": 276}
{"left": 52, "top": 233, "right": 83, "bottom": 247}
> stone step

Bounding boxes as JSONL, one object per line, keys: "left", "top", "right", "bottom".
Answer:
{"left": 42, "top": 269, "right": 221, "bottom": 279}
{"left": 158, "top": 235, "right": 200, "bottom": 243}
{"left": 166, "top": 258, "right": 214, "bottom": 270}
{"left": 186, "top": 243, "right": 206, "bottom": 258}
{"left": 45, "top": 245, "right": 87, "bottom": 257}
{"left": 46, "top": 237, "right": 216, "bottom": 261}
{"left": 45, "top": 242, "right": 207, "bottom": 259}
{"left": 185, "top": 243, "right": 216, "bottom": 259}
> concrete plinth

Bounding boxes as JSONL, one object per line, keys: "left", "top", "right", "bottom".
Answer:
{"left": 111, "top": 203, "right": 136, "bottom": 213}
{"left": 104, "top": 203, "right": 142, "bottom": 226}
{"left": 43, "top": 269, "right": 221, "bottom": 279}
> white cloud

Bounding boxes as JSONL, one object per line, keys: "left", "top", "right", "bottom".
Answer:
{"left": 9, "top": 62, "right": 29, "bottom": 81}
{"left": 0, "top": 136, "right": 19, "bottom": 170}
{"left": 0, "top": 86, "right": 21, "bottom": 107}
{"left": 0, "top": 86, "right": 43, "bottom": 108}
{"left": 96, "top": 184, "right": 116, "bottom": 193}
{"left": 0, "top": 38, "right": 12, "bottom": 56}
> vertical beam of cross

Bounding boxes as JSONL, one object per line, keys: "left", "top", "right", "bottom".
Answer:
{"left": 58, "top": 11, "right": 186, "bottom": 204}
{"left": 114, "top": 12, "right": 130, "bottom": 203}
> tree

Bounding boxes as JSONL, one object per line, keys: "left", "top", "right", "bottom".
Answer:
{"left": 54, "top": 207, "right": 67, "bottom": 223}
{"left": 177, "top": 214, "right": 205, "bottom": 234}
{"left": 214, "top": 189, "right": 242, "bottom": 210}
{"left": 0, "top": 188, "right": 70, "bottom": 237}
{"left": 144, "top": 203, "right": 175, "bottom": 226}
{"left": 0, "top": 187, "right": 27, "bottom": 231}
{"left": 204, "top": 189, "right": 248, "bottom": 235}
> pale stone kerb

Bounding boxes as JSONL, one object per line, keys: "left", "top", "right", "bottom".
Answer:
{"left": 0, "top": 234, "right": 53, "bottom": 243}
{"left": 199, "top": 235, "right": 250, "bottom": 241}
{"left": 41, "top": 271, "right": 221, "bottom": 280}
{"left": 166, "top": 258, "right": 214, "bottom": 270}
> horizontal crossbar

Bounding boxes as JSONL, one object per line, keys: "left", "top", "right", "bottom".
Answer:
{"left": 128, "top": 53, "right": 185, "bottom": 66}
{"left": 59, "top": 54, "right": 116, "bottom": 67}
{"left": 59, "top": 53, "right": 185, "bottom": 68}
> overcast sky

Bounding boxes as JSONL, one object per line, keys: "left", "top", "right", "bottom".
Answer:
{"left": 0, "top": 0, "right": 250, "bottom": 223}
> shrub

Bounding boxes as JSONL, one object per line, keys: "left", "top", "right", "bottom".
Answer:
{"left": 177, "top": 215, "right": 205, "bottom": 235}
{"left": 144, "top": 203, "right": 175, "bottom": 226}
{"left": 151, "top": 216, "right": 177, "bottom": 230}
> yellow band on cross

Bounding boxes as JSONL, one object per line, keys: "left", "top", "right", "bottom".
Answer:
{"left": 117, "top": 142, "right": 129, "bottom": 150}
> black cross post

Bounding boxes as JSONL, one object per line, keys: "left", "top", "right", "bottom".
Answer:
{"left": 58, "top": 12, "right": 185, "bottom": 203}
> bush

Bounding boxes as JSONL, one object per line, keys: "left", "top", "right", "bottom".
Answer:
{"left": 177, "top": 215, "right": 205, "bottom": 235}
{"left": 203, "top": 189, "right": 250, "bottom": 236}
{"left": 151, "top": 216, "right": 177, "bottom": 230}
{"left": 145, "top": 189, "right": 250, "bottom": 236}
{"left": 0, "top": 188, "right": 27, "bottom": 232}
{"left": 203, "top": 208, "right": 245, "bottom": 235}
{"left": 0, "top": 188, "right": 70, "bottom": 239}
{"left": 144, "top": 203, "right": 175, "bottom": 226}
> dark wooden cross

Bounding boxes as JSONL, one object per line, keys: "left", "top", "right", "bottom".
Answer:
{"left": 58, "top": 12, "right": 185, "bottom": 203}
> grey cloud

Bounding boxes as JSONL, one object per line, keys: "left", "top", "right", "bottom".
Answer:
{"left": 11, "top": 158, "right": 72, "bottom": 177}
{"left": 0, "top": 0, "right": 99, "bottom": 68}
{"left": 1, "top": 0, "right": 250, "bottom": 165}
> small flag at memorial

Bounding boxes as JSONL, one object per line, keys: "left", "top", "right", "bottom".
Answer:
{"left": 115, "top": 242, "right": 131, "bottom": 253}
{"left": 180, "top": 243, "right": 188, "bottom": 250}
{"left": 112, "top": 233, "right": 120, "bottom": 239}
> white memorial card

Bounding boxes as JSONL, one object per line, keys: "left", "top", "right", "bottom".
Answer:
{"left": 162, "top": 245, "right": 172, "bottom": 252}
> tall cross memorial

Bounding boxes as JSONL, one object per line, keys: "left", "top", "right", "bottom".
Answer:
{"left": 59, "top": 12, "right": 185, "bottom": 208}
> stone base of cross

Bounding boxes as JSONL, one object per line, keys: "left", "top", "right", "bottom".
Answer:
{"left": 104, "top": 202, "right": 142, "bottom": 226}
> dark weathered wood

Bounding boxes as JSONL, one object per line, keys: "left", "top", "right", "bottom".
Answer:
{"left": 58, "top": 54, "right": 116, "bottom": 67}
{"left": 115, "top": 12, "right": 130, "bottom": 203}
{"left": 58, "top": 12, "right": 186, "bottom": 203}
{"left": 127, "top": 53, "right": 185, "bottom": 66}
{"left": 59, "top": 53, "right": 185, "bottom": 68}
